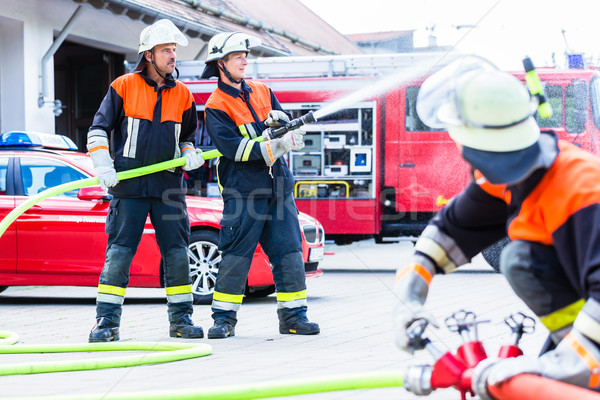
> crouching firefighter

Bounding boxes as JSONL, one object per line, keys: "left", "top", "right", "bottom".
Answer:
{"left": 87, "top": 19, "right": 205, "bottom": 342}
{"left": 201, "top": 31, "right": 319, "bottom": 339}
{"left": 393, "top": 55, "right": 600, "bottom": 397}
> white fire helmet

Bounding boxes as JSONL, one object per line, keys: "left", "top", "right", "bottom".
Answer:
{"left": 417, "top": 55, "right": 540, "bottom": 152}
{"left": 138, "top": 19, "right": 188, "bottom": 54}
{"left": 205, "top": 32, "right": 261, "bottom": 63}
{"left": 201, "top": 32, "right": 261, "bottom": 79}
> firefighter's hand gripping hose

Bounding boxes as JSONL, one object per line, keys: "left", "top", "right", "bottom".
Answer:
{"left": 402, "top": 312, "right": 600, "bottom": 400}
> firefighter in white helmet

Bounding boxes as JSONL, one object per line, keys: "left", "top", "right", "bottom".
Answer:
{"left": 200, "top": 32, "right": 319, "bottom": 339}
{"left": 393, "top": 55, "right": 600, "bottom": 396}
{"left": 87, "top": 19, "right": 205, "bottom": 342}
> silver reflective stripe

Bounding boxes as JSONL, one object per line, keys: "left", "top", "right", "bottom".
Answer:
{"left": 212, "top": 300, "right": 242, "bottom": 312}
{"left": 88, "top": 129, "right": 108, "bottom": 141}
{"left": 167, "top": 293, "right": 193, "bottom": 303}
{"left": 123, "top": 117, "right": 140, "bottom": 158}
{"left": 277, "top": 299, "right": 308, "bottom": 309}
{"left": 246, "top": 124, "right": 257, "bottom": 139}
{"left": 174, "top": 123, "right": 181, "bottom": 159}
{"left": 235, "top": 138, "right": 250, "bottom": 162}
{"left": 97, "top": 293, "right": 125, "bottom": 305}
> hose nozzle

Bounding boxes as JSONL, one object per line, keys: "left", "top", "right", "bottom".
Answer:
{"left": 266, "top": 110, "right": 317, "bottom": 140}
{"left": 523, "top": 56, "right": 553, "bottom": 119}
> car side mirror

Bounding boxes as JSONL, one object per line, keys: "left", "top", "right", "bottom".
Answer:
{"left": 77, "top": 186, "right": 112, "bottom": 201}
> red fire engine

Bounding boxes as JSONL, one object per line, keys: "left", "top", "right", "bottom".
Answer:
{"left": 178, "top": 53, "right": 600, "bottom": 244}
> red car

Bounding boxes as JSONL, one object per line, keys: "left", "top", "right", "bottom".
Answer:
{"left": 0, "top": 131, "right": 324, "bottom": 303}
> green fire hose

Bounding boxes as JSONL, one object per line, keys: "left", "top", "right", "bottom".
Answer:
{"left": 0, "top": 331, "right": 212, "bottom": 376}
{"left": 0, "top": 149, "right": 221, "bottom": 239}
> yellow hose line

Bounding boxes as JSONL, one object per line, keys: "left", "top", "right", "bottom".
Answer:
{"left": 0, "top": 331, "right": 212, "bottom": 376}
{"left": 5, "top": 370, "right": 405, "bottom": 400}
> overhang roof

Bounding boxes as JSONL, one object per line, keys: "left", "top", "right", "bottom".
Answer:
{"left": 74, "top": 0, "right": 362, "bottom": 56}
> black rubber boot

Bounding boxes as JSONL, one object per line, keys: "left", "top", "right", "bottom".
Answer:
{"left": 207, "top": 320, "right": 236, "bottom": 339}
{"left": 169, "top": 315, "right": 204, "bottom": 338}
{"left": 277, "top": 308, "right": 320, "bottom": 335}
{"left": 89, "top": 317, "right": 120, "bottom": 342}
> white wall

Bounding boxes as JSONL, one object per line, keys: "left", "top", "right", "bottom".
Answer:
{"left": 0, "top": 16, "right": 25, "bottom": 133}
{"left": 0, "top": 0, "right": 207, "bottom": 134}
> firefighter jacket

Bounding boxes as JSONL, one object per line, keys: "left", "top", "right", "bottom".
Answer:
{"left": 432, "top": 131, "right": 600, "bottom": 302}
{"left": 89, "top": 69, "right": 198, "bottom": 200}
{"left": 204, "top": 79, "right": 294, "bottom": 200}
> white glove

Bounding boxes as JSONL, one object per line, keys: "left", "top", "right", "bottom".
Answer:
{"left": 281, "top": 128, "right": 306, "bottom": 151}
{"left": 181, "top": 145, "right": 204, "bottom": 171}
{"left": 393, "top": 258, "right": 438, "bottom": 354}
{"left": 472, "top": 329, "right": 600, "bottom": 399}
{"left": 87, "top": 132, "right": 118, "bottom": 192}
{"left": 95, "top": 165, "right": 119, "bottom": 192}
{"left": 265, "top": 110, "right": 290, "bottom": 128}
{"left": 394, "top": 301, "right": 439, "bottom": 354}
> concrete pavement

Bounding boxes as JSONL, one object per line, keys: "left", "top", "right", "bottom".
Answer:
{"left": 0, "top": 239, "right": 546, "bottom": 400}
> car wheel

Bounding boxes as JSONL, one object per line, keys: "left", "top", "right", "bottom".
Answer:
{"left": 481, "top": 237, "right": 510, "bottom": 273}
{"left": 0, "top": 286, "right": 8, "bottom": 293}
{"left": 188, "top": 230, "right": 221, "bottom": 305}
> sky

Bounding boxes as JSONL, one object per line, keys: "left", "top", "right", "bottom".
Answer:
{"left": 298, "top": 0, "right": 600, "bottom": 71}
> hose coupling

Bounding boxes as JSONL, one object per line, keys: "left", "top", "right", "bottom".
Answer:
{"left": 404, "top": 365, "right": 433, "bottom": 396}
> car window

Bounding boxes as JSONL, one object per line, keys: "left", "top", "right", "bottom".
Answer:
{"left": 0, "top": 157, "right": 8, "bottom": 195}
{"left": 20, "top": 157, "right": 87, "bottom": 198}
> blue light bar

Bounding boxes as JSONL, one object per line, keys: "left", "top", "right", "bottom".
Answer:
{"left": 0, "top": 131, "right": 78, "bottom": 150}
{"left": 568, "top": 53, "right": 585, "bottom": 69}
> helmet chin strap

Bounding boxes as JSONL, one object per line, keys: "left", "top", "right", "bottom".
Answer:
{"left": 218, "top": 62, "right": 242, "bottom": 84}
{"left": 147, "top": 51, "right": 178, "bottom": 82}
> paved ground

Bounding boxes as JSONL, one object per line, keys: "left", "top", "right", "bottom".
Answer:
{"left": 0, "top": 239, "right": 547, "bottom": 400}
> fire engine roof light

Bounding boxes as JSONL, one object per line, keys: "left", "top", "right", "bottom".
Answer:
{"left": 0, "top": 131, "right": 78, "bottom": 151}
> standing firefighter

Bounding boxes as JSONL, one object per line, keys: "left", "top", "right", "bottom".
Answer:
{"left": 393, "top": 55, "right": 600, "bottom": 396}
{"left": 87, "top": 19, "right": 205, "bottom": 342}
{"left": 201, "top": 32, "right": 319, "bottom": 339}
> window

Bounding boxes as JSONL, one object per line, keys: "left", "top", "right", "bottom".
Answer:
{"left": 0, "top": 157, "right": 8, "bottom": 195}
{"left": 20, "top": 157, "right": 87, "bottom": 198}
{"left": 592, "top": 77, "right": 600, "bottom": 132}
{"left": 535, "top": 85, "right": 563, "bottom": 128}
{"left": 405, "top": 86, "right": 443, "bottom": 132}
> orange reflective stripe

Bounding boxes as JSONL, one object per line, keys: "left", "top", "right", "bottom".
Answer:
{"left": 266, "top": 141, "right": 275, "bottom": 162}
{"left": 395, "top": 263, "right": 432, "bottom": 286}
{"left": 181, "top": 146, "right": 194, "bottom": 152}
{"left": 88, "top": 145, "right": 108, "bottom": 153}
{"left": 565, "top": 333, "right": 600, "bottom": 388}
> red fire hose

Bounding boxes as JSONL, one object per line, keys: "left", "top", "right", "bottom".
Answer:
{"left": 489, "top": 374, "right": 600, "bottom": 400}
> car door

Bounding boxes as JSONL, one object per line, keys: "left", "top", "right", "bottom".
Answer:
{"left": 0, "top": 155, "right": 16, "bottom": 272}
{"left": 15, "top": 155, "right": 109, "bottom": 276}
{"left": 15, "top": 155, "right": 162, "bottom": 284}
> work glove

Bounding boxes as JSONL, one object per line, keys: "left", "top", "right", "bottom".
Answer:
{"left": 393, "top": 256, "right": 438, "bottom": 354}
{"left": 87, "top": 132, "right": 118, "bottom": 192}
{"left": 280, "top": 128, "right": 305, "bottom": 151}
{"left": 181, "top": 143, "right": 205, "bottom": 171}
{"left": 472, "top": 329, "right": 600, "bottom": 400}
{"left": 262, "top": 128, "right": 306, "bottom": 166}
{"left": 264, "top": 110, "right": 290, "bottom": 128}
